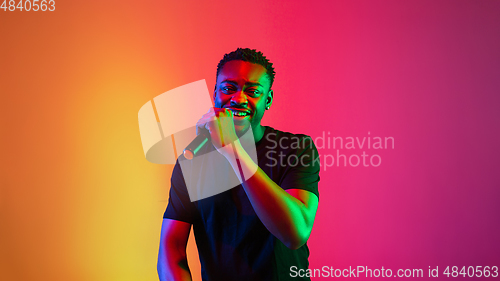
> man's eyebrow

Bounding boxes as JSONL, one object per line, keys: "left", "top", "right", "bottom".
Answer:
{"left": 221, "top": 79, "right": 237, "bottom": 84}
{"left": 220, "top": 80, "right": 263, "bottom": 87}
{"left": 245, "top": 82, "right": 263, "bottom": 87}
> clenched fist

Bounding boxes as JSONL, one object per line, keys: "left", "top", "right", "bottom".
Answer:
{"left": 196, "top": 107, "right": 240, "bottom": 156}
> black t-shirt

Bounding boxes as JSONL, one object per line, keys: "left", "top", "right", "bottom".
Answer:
{"left": 164, "top": 126, "right": 320, "bottom": 281}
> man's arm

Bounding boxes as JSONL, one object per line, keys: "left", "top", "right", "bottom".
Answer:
{"left": 157, "top": 219, "right": 193, "bottom": 281}
{"left": 228, "top": 143, "right": 319, "bottom": 250}
{"left": 198, "top": 108, "right": 319, "bottom": 250}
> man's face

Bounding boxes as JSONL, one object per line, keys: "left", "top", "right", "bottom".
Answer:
{"left": 214, "top": 60, "right": 273, "bottom": 134}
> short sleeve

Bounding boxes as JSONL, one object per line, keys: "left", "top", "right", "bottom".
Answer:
{"left": 280, "top": 136, "right": 320, "bottom": 199}
{"left": 163, "top": 160, "right": 197, "bottom": 223}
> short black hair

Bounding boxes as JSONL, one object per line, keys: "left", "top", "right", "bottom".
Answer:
{"left": 216, "top": 48, "right": 276, "bottom": 89}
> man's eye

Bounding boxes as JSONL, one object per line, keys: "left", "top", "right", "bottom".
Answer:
{"left": 222, "top": 86, "right": 235, "bottom": 93}
{"left": 246, "top": 89, "right": 260, "bottom": 96}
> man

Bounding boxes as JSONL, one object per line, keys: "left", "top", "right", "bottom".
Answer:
{"left": 158, "top": 48, "right": 320, "bottom": 280}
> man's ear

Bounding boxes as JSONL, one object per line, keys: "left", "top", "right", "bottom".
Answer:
{"left": 266, "top": 90, "right": 274, "bottom": 109}
{"left": 213, "top": 85, "right": 217, "bottom": 101}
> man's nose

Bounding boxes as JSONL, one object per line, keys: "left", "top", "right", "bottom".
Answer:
{"left": 230, "top": 90, "right": 248, "bottom": 105}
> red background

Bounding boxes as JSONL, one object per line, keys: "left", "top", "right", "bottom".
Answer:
{"left": 1, "top": 1, "right": 499, "bottom": 280}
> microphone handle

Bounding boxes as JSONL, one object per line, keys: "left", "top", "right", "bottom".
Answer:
{"left": 183, "top": 130, "right": 210, "bottom": 160}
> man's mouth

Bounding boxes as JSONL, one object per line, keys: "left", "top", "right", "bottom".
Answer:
{"left": 227, "top": 108, "right": 251, "bottom": 117}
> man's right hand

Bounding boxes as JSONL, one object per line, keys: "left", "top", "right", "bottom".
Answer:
{"left": 157, "top": 219, "right": 193, "bottom": 281}
{"left": 195, "top": 107, "right": 239, "bottom": 157}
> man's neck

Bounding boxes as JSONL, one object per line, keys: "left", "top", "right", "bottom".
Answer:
{"left": 236, "top": 124, "right": 265, "bottom": 144}
{"left": 252, "top": 124, "right": 266, "bottom": 143}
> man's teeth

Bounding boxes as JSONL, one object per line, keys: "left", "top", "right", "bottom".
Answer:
{"left": 232, "top": 111, "right": 249, "bottom": 117}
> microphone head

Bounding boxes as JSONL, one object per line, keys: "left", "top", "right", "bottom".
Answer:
{"left": 183, "top": 132, "right": 210, "bottom": 160}
{"left": 183, "top": 149, "right": 194, "bottom": 160}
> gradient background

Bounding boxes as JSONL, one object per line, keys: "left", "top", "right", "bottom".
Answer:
{"left": 1, "top": 1, "right": 499, "bottom": 280}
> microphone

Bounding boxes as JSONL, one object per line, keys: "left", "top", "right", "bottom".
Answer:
{"left": 183, "top": 129, "right": 210, "bottom": 160}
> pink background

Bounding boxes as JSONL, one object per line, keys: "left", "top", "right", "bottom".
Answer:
{"left": 1, "top": 0, "right": 499, "bottom": 280}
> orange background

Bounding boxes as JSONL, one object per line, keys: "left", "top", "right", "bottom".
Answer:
{"left": 2, "top": 1, "right": 500, "bottom": 280}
